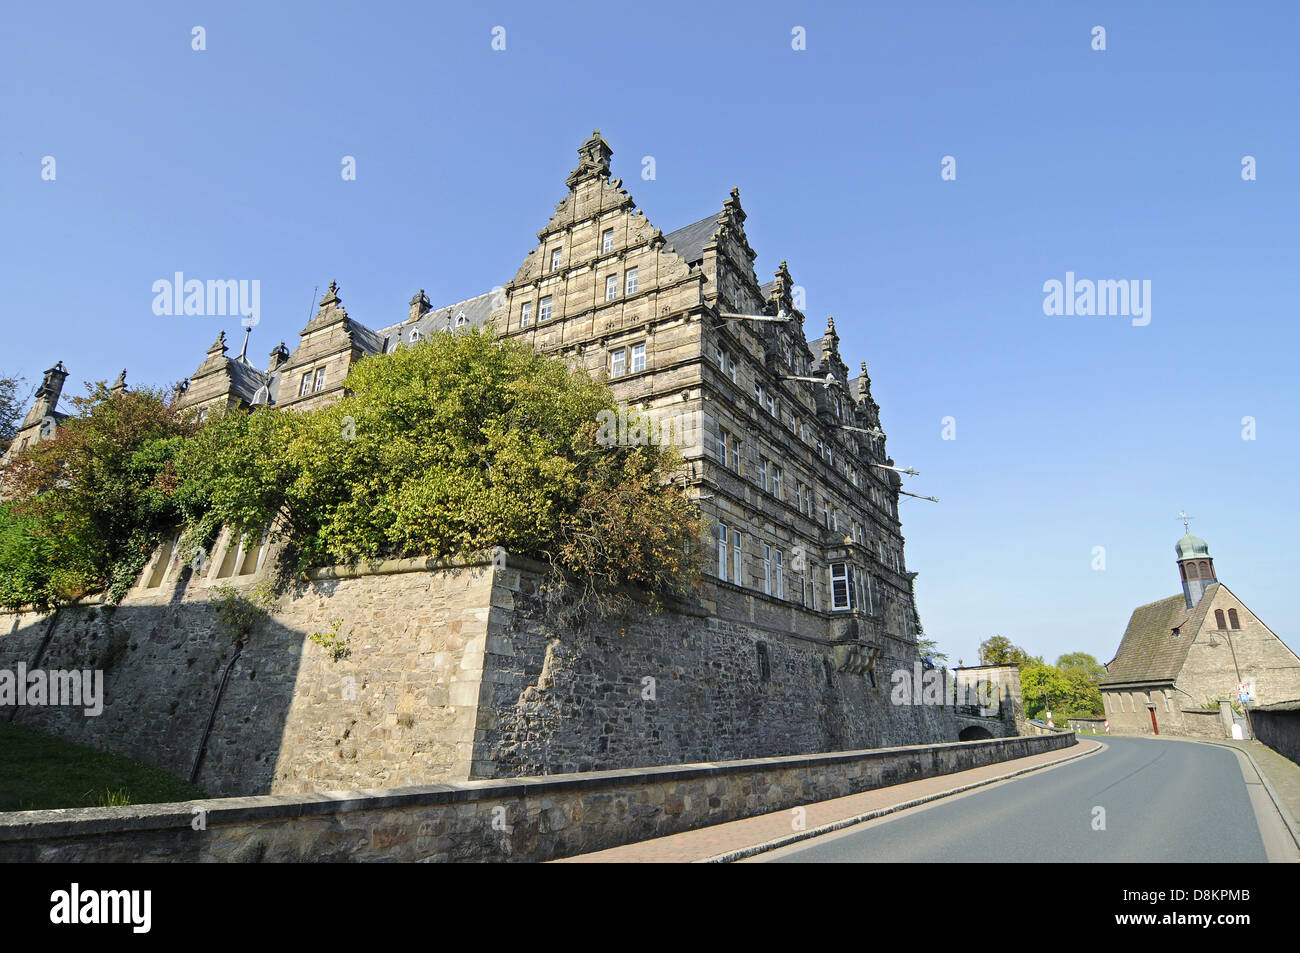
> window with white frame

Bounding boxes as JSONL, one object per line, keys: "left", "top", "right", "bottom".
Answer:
{"left": 550, "top": 248, "right": 562, "bottom": 272}
{"left": 312, "top": 367, "right": 327, "bottom": 392}
{"left": 716, "top": 429, "right": 728, "bottom": 465}
{"left": 730, "top": 434, "right": 741, "bottom": 472}
{"left": 605, "top": 275, "right": 618, "bottom": 301}
{"left": 601, "top": 228, "right": 614, "bottom": 254}
{"left": 630, "top": 342, "right": 645, "bottom": 373}
{"left": 455, "top": 312, "right": 467, "bottom": 328}
{"left": 758, "top": 457, "right": 769, "bottom": 491}
{"left": 610, "top": 348, "right": 627, "bottom": 379}
{"left": 763, "top": 544, "right": 773, "bottom": 595}
{"left": 299, "top": 371, "right": 312, "bottom": 397}
{"left": 717, "top": 523, "right": 729, "bottom": 581}
{"left": 732, "top": 529, "right": 742, "bottom": 585}
{"left": 520, "top": 301, "right": 533, "bottom": 326}
{"left": 625, "top": 267, "right": 638, "bottom": 295}
{"left": 771, "top": 465, "right": 783, "bottom": 500}
{"left": 830, "top": 562, "right": 853, "bottom": 611}
{"left": 774, "top": 550, "right": 784, "bottom": 599}
{"left": 540, "top": 296, "right": 553, "bottom": 322}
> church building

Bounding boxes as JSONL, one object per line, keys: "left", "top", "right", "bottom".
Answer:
{"left": 1099, "top": 528, "right": 1300, "bottom": 738}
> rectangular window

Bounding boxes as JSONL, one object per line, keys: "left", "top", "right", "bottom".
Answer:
{"left": 550, "top": 248, "right": 562, "bottom": 272}
{"left": 540, "top": 296, "right": 553, "bottom": 322}
{"left": 866, "top": 574, "right": 875, "bottom": 614}
{"left": 717, "top": 523, "right": 729, "bottom": 581}
{"left": 730, "top": 436, "right": 741, "bottom": 473}
{"left": 771, "top": 465, "right": 783, "bottom": 499}
{"left": 716, "top": 429, "right": 728, "bottom": 464}
{"left": 299, "top": 371, "right": 312, "bottom": 397}
{"left": 766, "top": 394, "right": 775, "bottom": 415}
{"left": 831, "top": 510, "right": 839, "bottom": 533}
{"left": 822, "top": 501, "right": 831, "bottom": 529}
{"left": 605, "top": 275, "right": 618, "bottom": 301}
{"left": 602, "top": 228, "right": 614, "bottom": 254}
{"left": 729, "top": 357, "right": 738, "bottom": 384}
{"left": 610, "top": 349, "right": 626, "bottom": 379}
{"left": 732, "top": 530, "right": 742, "bottom": 586}
{"left": 759, "top": 457, "right": 768, "bottom": 491}
{"left": 630, "top": 342, "right": 646, "bottom": 373}
{"left": 774, "top": 550, "right": 784, "bottom": 600}
{"left": 763, "top": 544, "right": 772, "bottom": 595}
{"left": 715, "top": 346, "right": 725, "bottom": 370}
{"left": 625, "top": 267, "right": 638, "bottom": 295}
{"left": 830, "top": 563, "right": 852, "bottom": 611}
{"left": 520, "top": 301, "right": 533, "bottom": 326}
{"left": 312, "top": 367, "right": 327, "bottom": 392}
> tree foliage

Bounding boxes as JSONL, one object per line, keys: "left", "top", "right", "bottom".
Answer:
{"left": 0, "top": 373, "right": 24, "bottom": 449}
{"left": 0, "top": 383, "right": 194, "bottom": 610}
{"left": 978, "top": 635, "right": 1039, "bottom": 667}
{"left": 0, "top": 330, "right": 702, "bottom": 616}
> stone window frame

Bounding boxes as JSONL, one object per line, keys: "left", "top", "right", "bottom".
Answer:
{"left": 629, "top": 341, "right": 646, "bottom": 373}
{"left": 729, "top": 434, "right": 742, "bottom": 473}
{"left": 625, "top": 266, "right": 638, "bottom": 295}
{"left": 731, "top": 529, "right": 743, "bottom": 586}
{"left": 1215, "top": 609, "right": 1226, "bottom": 629}
{"left": 770, "top": 463, "right": 783, "bottom": 500}
{"left": 774, "top": 549, "right": 785, "bottom": 600}
{"left": 520, "top": 300, "right": 533, "bottom": 327}
{"left": 298, "top": 371, "right": 312, "bottom": 397}
{"left": 1228, "top": 608, "right": 1241, "bottom": 629}
{"left": 605, "top": 274, "right": 619, "bottom": 301}
{"left": 312, "top": 367, "right": 327, "bottom": 393}
{"left": 762, "top": 543, "right": 773, "bottom": 595}
{"left": 758, "top": 456, "right": 768, "bottom": 491}
{"left": 609, "top": 348, "right": 627, "bottom": 379}
{"left": 717, "top": 522, "right": 729, "bottom": 581}
{"left": 550, "top": 247, "right": 562, "bottom": 273}
{"left": 539, "top": 296, "right": 553, "bottom": 322}
{"left": 601, "top": 228, "right": 614, "bottom": 254}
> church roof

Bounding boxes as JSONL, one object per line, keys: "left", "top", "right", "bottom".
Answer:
{"left": 1100, "top": 584, "right": 1219, "bottom": 686}
{"left": 663, "top": 214, "right": 719, "bottom": 265}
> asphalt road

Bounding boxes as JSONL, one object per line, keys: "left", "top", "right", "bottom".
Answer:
{"left": 753, "top": 737, "right": 1276, "bottom": 862}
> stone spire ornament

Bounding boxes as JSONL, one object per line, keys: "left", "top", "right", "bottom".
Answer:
{"left": 110, "top": 370, "right": 128, "bottom": 395}
{"left": 566, "top": 130, "right": 613, "bottom": 188}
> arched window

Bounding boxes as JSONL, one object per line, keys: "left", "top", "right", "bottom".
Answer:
{"left": 409, "top": 328, "right": 421, "bottom": 343}
{"left": 455, "top": 312, "right": 467, "bottom": 328}
{"left": 1215, "top": 609, "right": 1226, "bottom": 629}
{"left": 1228, "top": 608, "right": 1240, "bottom": 629}
{"left": 1186, "top": 563, "right": 1199, "bottom": 580}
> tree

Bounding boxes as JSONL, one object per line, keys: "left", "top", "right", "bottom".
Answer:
{"left": 1021, "top": 660, "right": 1104, "bottom": 721}
{"left": 0, "top": 373, "right": 24, "bottom": 451}
{"left": 176, "top": 329, "right": 702, "bottom": 613}
{"left": 1056, "top": 652, "right": 1107, "bottom": 683}
{"left": 0, "top": 381, "right": 195, "bottom": 610}
{"left": 978, "top": 635, "right": 1037, "bottom": 667}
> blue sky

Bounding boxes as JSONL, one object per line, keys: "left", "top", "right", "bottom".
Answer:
{"left": 3, "top": 1, "right": 1298, "bottom": 669}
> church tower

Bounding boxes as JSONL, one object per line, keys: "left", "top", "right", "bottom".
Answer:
{"left": 1176, "top": 527, "right": 1217, "bottom": 609}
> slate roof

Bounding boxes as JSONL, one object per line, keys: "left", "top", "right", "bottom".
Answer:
{"left": 377, "top": 291, "right": 498, "bottom": 353}
{"left": 227, "top": 357, "right": 271, "bottom": 404}
{"left": 663, "top": 214, "right": 720, "bottom": 265}
{"left": 1100, "top": 584, "right": 1220, "bottom": 685}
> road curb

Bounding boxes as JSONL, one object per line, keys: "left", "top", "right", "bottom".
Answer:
{"left": 699, "top": 738, "right": 1106, "bottom": 863}
{"left": 1186, "top": 738, "right": 1300, "bottom": 852}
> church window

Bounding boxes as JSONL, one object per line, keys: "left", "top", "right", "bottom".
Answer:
{"left": 550, "top": 248, "right": 562, "bottom": 272}
{"left": 630, "top": 342, "right": 645, "bottom": 372}
{"left": 625, "top": 267, "right": 638, "bottom": 295}
{"left": 312, "top": 367, "right": 327, "bottom": 393}
{"left": 299, "top": 371, "right": 312, "bottom": 397}
{"left": 609, "top": 348, "right": 626, "bottom": 379}
{"left": 1228, "top": 608, "right": 1241, "bottom": 629}
{"left": 1187, "top": 563, "right": 1199, "bottom": 580}
{"left": 830, "top": 562, "right": 853, "bottom": 611}
{"left": 539, "top": 296, "right": 553, "bottom": 322}
{"left": 605, "top": 275, "right": 618, "bottom": 301}
{"left": 601, "top": 228, "right": 614, "bottom": 254}
{"left": 1215, "top": 609, "right": 1226, "bottom": 629}
{"left": 520, "top": 301, "right": 533, "bottom": 326}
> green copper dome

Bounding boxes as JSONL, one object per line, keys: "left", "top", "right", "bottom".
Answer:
{"left": 1175, "top": 532, "right": 1210, "bottom": 560}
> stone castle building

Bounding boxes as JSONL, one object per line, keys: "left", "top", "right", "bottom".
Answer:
{"left": 8, "top": 132, "right": 922, "bottom": 657}
{"left": 1099, "top": 529, "right": 1300, "bottom": 738}
{"left": 0, "top": 134, "right": 976, "bottom": 795}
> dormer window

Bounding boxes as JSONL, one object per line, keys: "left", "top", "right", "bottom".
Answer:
{"left": 455, "top": 312, "right": 468, "bottom": 328}
{"left": 409, "top": 328, "right": 421, "bottom": 343}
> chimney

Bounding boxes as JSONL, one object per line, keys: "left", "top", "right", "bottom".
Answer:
{"left": 409, "top": 289, "right": 431, "bottom": 323}
{"left": 267, "top": 342, "right": 289, "bottom": 372}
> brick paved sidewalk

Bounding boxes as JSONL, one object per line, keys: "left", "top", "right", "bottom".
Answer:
{"left": 554, "top": 737, "right": 1104, "bottom": 863}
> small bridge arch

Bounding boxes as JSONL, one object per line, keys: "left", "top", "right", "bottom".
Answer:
{"left": 958, "top": 725, "right": 994, "bottom": 741}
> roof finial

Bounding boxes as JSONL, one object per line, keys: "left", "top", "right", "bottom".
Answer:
{"left": 1178, "top": 509, "right": 1194, "bottom": 532}
{"left": 238, "top": 326, "right": 251, "bottom": 362}
{"left": 109, "top": 369, "right": 127, "bottom": 395}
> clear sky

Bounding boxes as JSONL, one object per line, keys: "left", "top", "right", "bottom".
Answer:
{"left": 3, "top": 1, "right": 1298, "bottom": 668}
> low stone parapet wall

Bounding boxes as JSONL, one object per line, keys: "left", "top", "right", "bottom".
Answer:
{"left": 0, "top": 733, "right": 1076, "bottom": 863}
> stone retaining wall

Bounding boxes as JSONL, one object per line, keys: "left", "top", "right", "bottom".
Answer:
{"left": 0, "top": 733, "right": 1076, "bottom": 863}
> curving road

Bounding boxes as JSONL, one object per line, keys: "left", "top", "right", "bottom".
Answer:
{"left": 751, "top": 737, "right": 1296, "bottom": 863}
